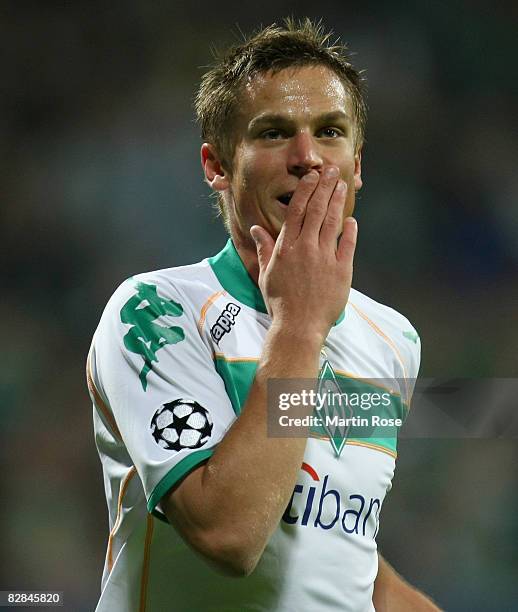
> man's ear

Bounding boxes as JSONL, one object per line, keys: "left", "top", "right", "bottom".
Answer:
{"left": 354, "top": 148, "right": 363, "bottom": 192}
{"left": 201, "top": 143, "right": 230, "bottom": 191}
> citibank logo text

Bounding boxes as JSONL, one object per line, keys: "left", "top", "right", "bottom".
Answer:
{"left": 282, "top": 462, "right": 381, "bottom": 538}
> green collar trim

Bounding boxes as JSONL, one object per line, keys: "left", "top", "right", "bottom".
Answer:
{"left": 208, "top": 239, "right": 267, "bottom": 313}
{"left": 208, "top": 238, "right": 345, "bottom": 325}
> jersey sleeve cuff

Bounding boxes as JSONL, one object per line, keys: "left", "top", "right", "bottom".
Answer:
{"left": 147, "top": 448, "right": 214, "bottom": 515}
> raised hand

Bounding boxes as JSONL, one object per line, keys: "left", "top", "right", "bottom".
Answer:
{"left": 250, "top": 166, "right": 357, "bottom": 344}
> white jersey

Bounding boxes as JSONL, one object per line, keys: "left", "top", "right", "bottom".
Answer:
{"left": 88, "top": 239, "right": 420, "bottom": 612}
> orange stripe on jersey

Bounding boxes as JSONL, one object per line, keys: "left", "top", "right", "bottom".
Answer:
{"left": 86, "top": 352, "right": 122, "bottom": 440}
{"left": 139, "top": 514, "right": 155, "bottom": 612}
{"left": 197, "top": 290, "right": 226, "bottom": 334}
{"left": 346, "top": 439, "right": 397, "bottom": 459}
{"left": 107, "top": 466, "right": 137, "bottom": 573}
{"left": 349, "top": 302, "right": 411, "bottom": 402}
{"left": 349, "top": 303, "right": 408, "bottom": 379}
{"left": 331, "top": 367, "right": 405, "bottom": 404}
{"left": 214, "top": 353, "right": 260, "bottom": 363}
{"left": 309, "top": 431, "right": 398, "bottom": 459}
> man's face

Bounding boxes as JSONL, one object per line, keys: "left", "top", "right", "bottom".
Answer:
{"left": 207, "top": 65, "right": 362, "bottom": 246}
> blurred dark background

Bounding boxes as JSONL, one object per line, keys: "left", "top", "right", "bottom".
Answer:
{"left": 2, "top": 2, "right": 517, "bottom": 610}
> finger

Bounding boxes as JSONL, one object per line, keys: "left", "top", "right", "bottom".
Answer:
{"left": 250, "top": 225, "right": 275, "bottom": 275}
{"left": 319, "top": 179, "right": 347, "bottom": 249}
{"left": 277, "top": 170, "right": 318, "bottom": 251}
{"left": 300, "top": 166, "right": 339, "bottom": 243}
{"left": 337, "top": 217, "right": 358, "bottom": 265}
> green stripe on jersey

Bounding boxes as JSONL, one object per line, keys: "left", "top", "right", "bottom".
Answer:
{"left": 147, "top": 448, "right": 214, "bottom": 514}
{"left": 213, "top": 355, "right": 407, "bottom": 454}
{"left": 214, "top": 355, "right": 258, "bottom": 415}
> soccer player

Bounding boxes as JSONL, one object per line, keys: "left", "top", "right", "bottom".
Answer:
{"left": 88, "top": 19, "right": 440, "bottom": 611}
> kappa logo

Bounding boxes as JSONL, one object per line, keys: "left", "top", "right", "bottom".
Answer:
{"left": 120, "top": 281, "right": 185, "bottom": 391}
{"left": 210, "top": 302, "right": 241, "bottom": 344}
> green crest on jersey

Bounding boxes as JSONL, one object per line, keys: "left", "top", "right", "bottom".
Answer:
{"left": 317, "top": 359, "right": 351, "bottom": 457}
{"left": 214, "top": 353, "right": 406, "bottom": 458}
{"left": 120, "top": 281, "right": 185, "bottom": 391}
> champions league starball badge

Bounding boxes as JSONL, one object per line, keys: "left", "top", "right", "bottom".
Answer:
{"left": 150, "top": 399, "right": 213, "bottom": 452}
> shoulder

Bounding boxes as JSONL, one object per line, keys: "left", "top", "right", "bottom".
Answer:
{"left": 89, "top": 258, "right": 226, "bottom": 396}
{"left": 348, "top": 288, "right": 420, "bottom": 340}
{"left": 100, "top": 258, "right": 221, "bottom": 325}
{"left": 348, "top": 287, "right": 421, "bottom": 378}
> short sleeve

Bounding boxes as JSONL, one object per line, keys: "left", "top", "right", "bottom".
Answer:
{"left": 88, "top": 275, "right": 236, "bottom": 516}
{"left": 398, "top": 323, "right": 421, "bottom": 407}
{"left": 409, "top": 329, "right": 421, "bottom": 379}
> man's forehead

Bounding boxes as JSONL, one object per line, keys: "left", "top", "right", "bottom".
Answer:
{"left": 242, "top": 65, "right": 351, "bottom": 117}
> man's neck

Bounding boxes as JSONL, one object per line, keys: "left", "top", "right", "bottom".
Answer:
{"left": 231, "top": 234, "right": 261, "bottom": 285}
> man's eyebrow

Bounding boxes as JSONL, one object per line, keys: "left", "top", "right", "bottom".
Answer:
{"left": 248, "top": 110, "right": 351, "bottom": 131}
{"left": 248, "top": 113, "right": 294, "bottom": 131}
{"left": 316, "top": 111, "right": 351, "bottom": 124}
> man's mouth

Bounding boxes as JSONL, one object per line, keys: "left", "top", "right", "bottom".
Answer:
{"left": 277, "top": 192, "right": 294, "bottom": 206}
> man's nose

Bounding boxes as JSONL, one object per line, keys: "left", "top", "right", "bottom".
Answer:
{"left": 287, "top": 132, "right": 323, "bottom": 177}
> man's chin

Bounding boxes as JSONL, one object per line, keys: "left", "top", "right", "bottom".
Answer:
{"left": 234, "top": 215, "right": 283, "bottom": 246}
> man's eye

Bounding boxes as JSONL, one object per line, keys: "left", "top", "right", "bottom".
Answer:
{"left": 319, "top": 127, "right": 343, "bottom": 138}
{"left": 261, "top": 129, "right": 284, "bottom": 140}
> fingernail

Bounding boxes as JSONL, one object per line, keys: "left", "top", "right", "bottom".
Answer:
{"left": 325, "top": 167, "right": 339, "bottom": 178}
{"left": 336, "top": 180, "right": 346, "bottom": 191}
{"left": 345, "top": 217, "right": 357, "bottom": 232}
{"left": 303, "top": 171, "right": 318, "bottom": 183}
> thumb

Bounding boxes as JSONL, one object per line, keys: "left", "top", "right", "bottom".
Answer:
{"left": 250, "top": 225, "right": 275, "bottom": 274}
